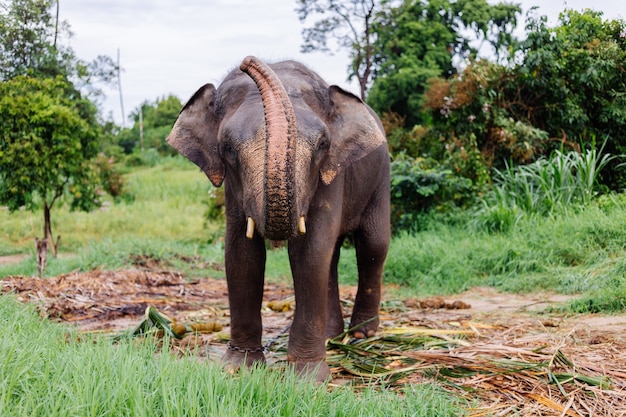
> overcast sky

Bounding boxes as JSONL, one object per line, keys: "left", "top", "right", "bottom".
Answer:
{"left": 59, "top": 0, "right": 626, "bottom": 126}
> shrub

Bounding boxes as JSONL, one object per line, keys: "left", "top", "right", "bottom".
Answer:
{"left": 390, "top": 153, "right": 474, "bottom": 231}
{"left": 93, "top": 153, "right": 125, "bottom": 198}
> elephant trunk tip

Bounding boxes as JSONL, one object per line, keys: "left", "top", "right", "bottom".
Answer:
{"left": 240, "top": 56, "right": 257, "bottom": 71}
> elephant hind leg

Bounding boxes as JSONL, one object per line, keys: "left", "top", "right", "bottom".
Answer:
{"left": 326, "top": 236, "right": 345, "bottom": 339}
{"left": 350, "top": 226, "right": 389, "bottom": 339}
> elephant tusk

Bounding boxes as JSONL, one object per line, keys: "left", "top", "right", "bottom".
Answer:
{"left": 246, "top": 217, "right": 255, "bottom": 239}
{"left": 298, "top": 216, "right": 306, "bottom": 235}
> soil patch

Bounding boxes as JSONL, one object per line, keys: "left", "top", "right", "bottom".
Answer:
{"left": 0, "top": 253, "right": 28, "bottom": 265}
{"left": 2, "top": 269, "right": 625, "bottom": 416}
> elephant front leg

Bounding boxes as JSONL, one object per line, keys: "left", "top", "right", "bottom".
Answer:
{"left": 287, "top": 237, "right": 333, "bottom": 382}
{"left": 222, "top": 225, "right": 267, "bottom": 370}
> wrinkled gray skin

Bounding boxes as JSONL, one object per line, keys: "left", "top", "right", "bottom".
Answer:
{"left": 167, "top": 56, "right": 390, "bottom": 382}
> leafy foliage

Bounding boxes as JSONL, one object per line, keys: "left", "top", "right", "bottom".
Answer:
{"left": 420, "top": 10, "right": 626, "bottom": 189}
{"left": 518, "top": 9, "right": 626, "bottom": 187}
{"left": 422, "top": 60, "right": 552, "bottom": 170}
{"left": 117, "top": 95, "right": 182, "bottom": 154}
{"left": 0, "top": 0, "right": 65, "bottom": 80}
{"left": 93, "top": 153, "right": 125, "bottom": 198}
{"left": 367, "top": 0, "right": 521, "bottom": 126}
{"left": 296, "top": 0, "right": 382, "bottom": 99}
{"left": 0, "top": 76, "right": 101, "bottom": 213}
{"left": 0, "top": 0, "right": 117, "bottom": 97}
{"left": 390, "top": 154, "right": 473, "bottom": 231}
{"left": 0, "top": 0, "right": 118, "bottom": 260}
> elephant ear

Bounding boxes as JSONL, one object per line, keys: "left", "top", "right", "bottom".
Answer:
{"left": 166, "top": 84, "right": 225, "bottom": 187}
{"left": 321, "top": 85, "right": 387, "bottom": 185}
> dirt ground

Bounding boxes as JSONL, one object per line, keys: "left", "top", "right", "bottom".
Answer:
{"left": 2, "top": 256, "right": 626, "bottom": 416}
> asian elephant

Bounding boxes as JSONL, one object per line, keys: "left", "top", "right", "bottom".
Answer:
{"left": 167, "top": 56, "right": 390, "bottom": 381}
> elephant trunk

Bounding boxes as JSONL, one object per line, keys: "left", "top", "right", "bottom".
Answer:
{"left": 240, "top": 56, "right": 303, "bottom": 240}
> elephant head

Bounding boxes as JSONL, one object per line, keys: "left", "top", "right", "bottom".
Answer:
{"left": 167, "top": 56, "right": 386, "bottom": 241}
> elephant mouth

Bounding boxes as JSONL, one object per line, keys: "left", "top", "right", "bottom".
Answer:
{"left": 244, "top": 216, "right": 306, "bottom": 240}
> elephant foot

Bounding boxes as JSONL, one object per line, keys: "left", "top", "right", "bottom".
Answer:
{"left": 288, "top": 356, "right": 331, "bottom": 383}
{"left": 221, "top": 342, "right": 266, "bottom": 373}
{"left": 349, "top": 315, "right": 379, "bottom": 339}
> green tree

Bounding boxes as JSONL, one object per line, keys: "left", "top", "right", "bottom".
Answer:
{"left": 367, "top": 0, "right": 521, "bottom": 126}
{"left": 0, "top": 76, "right": 101, "bottom": 256}
{"left": 0, "top": 0, "right": 62, "bottom": 79}
{"left": 119, "top": 95, "right": 182, "bottom": 154}
{"left": 0, "top": 0, "right": 117, "bottom": 90}
{"left": 296, "top": 0, "right": 383, "bottom": 99}
{"left": 420, "top": 9, "right": 626, "bottom": 190}
{"left": 518, "top": 9, "right": 626, "bottom": 187}
{"left": 0, "top": 0, "right": 119, "bottom": 270}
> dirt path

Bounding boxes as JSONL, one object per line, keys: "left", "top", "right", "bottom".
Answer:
{"left": 2, "top": 268, "right": 625, "bottom": 415}
{"left": 0, "top": 253, "right": 28, "bottom": 265}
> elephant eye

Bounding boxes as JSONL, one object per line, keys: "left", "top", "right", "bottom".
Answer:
{"left": 222, "top": 142, "right": 237, "bottom": 163}
{"left": 317, "top": 137, "right": 330, "bottom": 151}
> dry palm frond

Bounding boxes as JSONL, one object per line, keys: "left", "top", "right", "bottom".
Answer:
{"left": 326, "top": 325, "right": 626, "bottom": 416}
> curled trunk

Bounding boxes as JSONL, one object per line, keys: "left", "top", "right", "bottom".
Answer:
{"left": 240, "top": 56, "right": 298, "bottom": 240}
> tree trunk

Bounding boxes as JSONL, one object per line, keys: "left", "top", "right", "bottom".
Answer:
{"left": 43, "top": 202, "right": 60, "bottom": 257}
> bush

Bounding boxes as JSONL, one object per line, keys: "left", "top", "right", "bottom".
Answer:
{"left": 123, "top": 148, "right": 162, "bottom": 167}
{"left": 93, "top": 153, "right": 125, "bottom": 198}
{"left": 390, "top": 153, "right": 474, "bottom": 232}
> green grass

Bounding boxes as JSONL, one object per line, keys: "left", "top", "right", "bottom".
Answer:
{"left": 2, "top": 154, "right": 626, "bottom": 315}
{"left": 383, "top": 198, "right": 626, "bottom": 312}
{"left": 0, "top": 156, "right": 220, "bottom": 255}
{"left": 0, "top": 295, "right": 465, "bottom": 416}
{"left": 2, "top": 154, "right": 626, "bottom": 415}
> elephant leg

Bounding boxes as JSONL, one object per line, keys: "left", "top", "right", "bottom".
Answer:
{"left": 350, "top": 208, "right": 390, "bottom": 339}
{"left": 222, "top": 216, "right": 267, "bottom": 369}
{"left": 287, "top": 235, "right": 334, "bottom": 382}
{"left": 326, "top": 236, "right": 345, "bottom": 339}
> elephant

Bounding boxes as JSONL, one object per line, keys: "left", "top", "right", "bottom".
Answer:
{"left": 167, "top": 56, "right": 390, "bottom": 381}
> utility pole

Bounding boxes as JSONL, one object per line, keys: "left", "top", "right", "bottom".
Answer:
{"left": 139, "top": 107, "right": 144, "bottom": 152}
{"left": 117, "top": 48, "right": 126, "bottom": 127}
{"left": 53, "top": 0, "right": 59, "bottom": 49}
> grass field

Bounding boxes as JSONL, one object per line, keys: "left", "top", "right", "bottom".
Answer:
{"left": 2, "top": 155, "right": 625, "bottom": 312}
{"left": 2, "top": 155, "right": 626, "bottom": 415}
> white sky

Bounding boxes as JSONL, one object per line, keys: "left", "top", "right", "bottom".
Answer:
{"left": 59, "top": 0, "right": 626, "bottom": 126}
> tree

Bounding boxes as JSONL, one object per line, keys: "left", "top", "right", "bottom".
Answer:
{"left": 0, "top": 0, "right": 118, "bottom": 100}
{"left": 367, "top": 0, "right": 521, "bottom": 126}
{"left": 118, "top": 95, "right": 182, "bottom": 154}
{"left": 0, "top": 0, "right": 119, "bottom": 273}
{"left": 0, "top": 0, "right": 62, "bottom": 80}
{"left": 296, "top": 0, "right": 383, "bottom": 99}
{"left": 518, "top": 10, "right": 626, "bottom": 157}
{"left": 419, "top": 9, "right": 626, "bottom": 190}
{"left": 0, "top": 76, "right": 102, "bottom": 259}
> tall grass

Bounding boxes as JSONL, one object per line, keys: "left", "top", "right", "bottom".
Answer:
{"left": 475, "top": 148, "right": 614, "bottom": 231}
{"left": 384, "top": 195, "right": 626, "bottom": 312}
{"left": 0, "top": 295, "right": 465, "bottom": 416}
